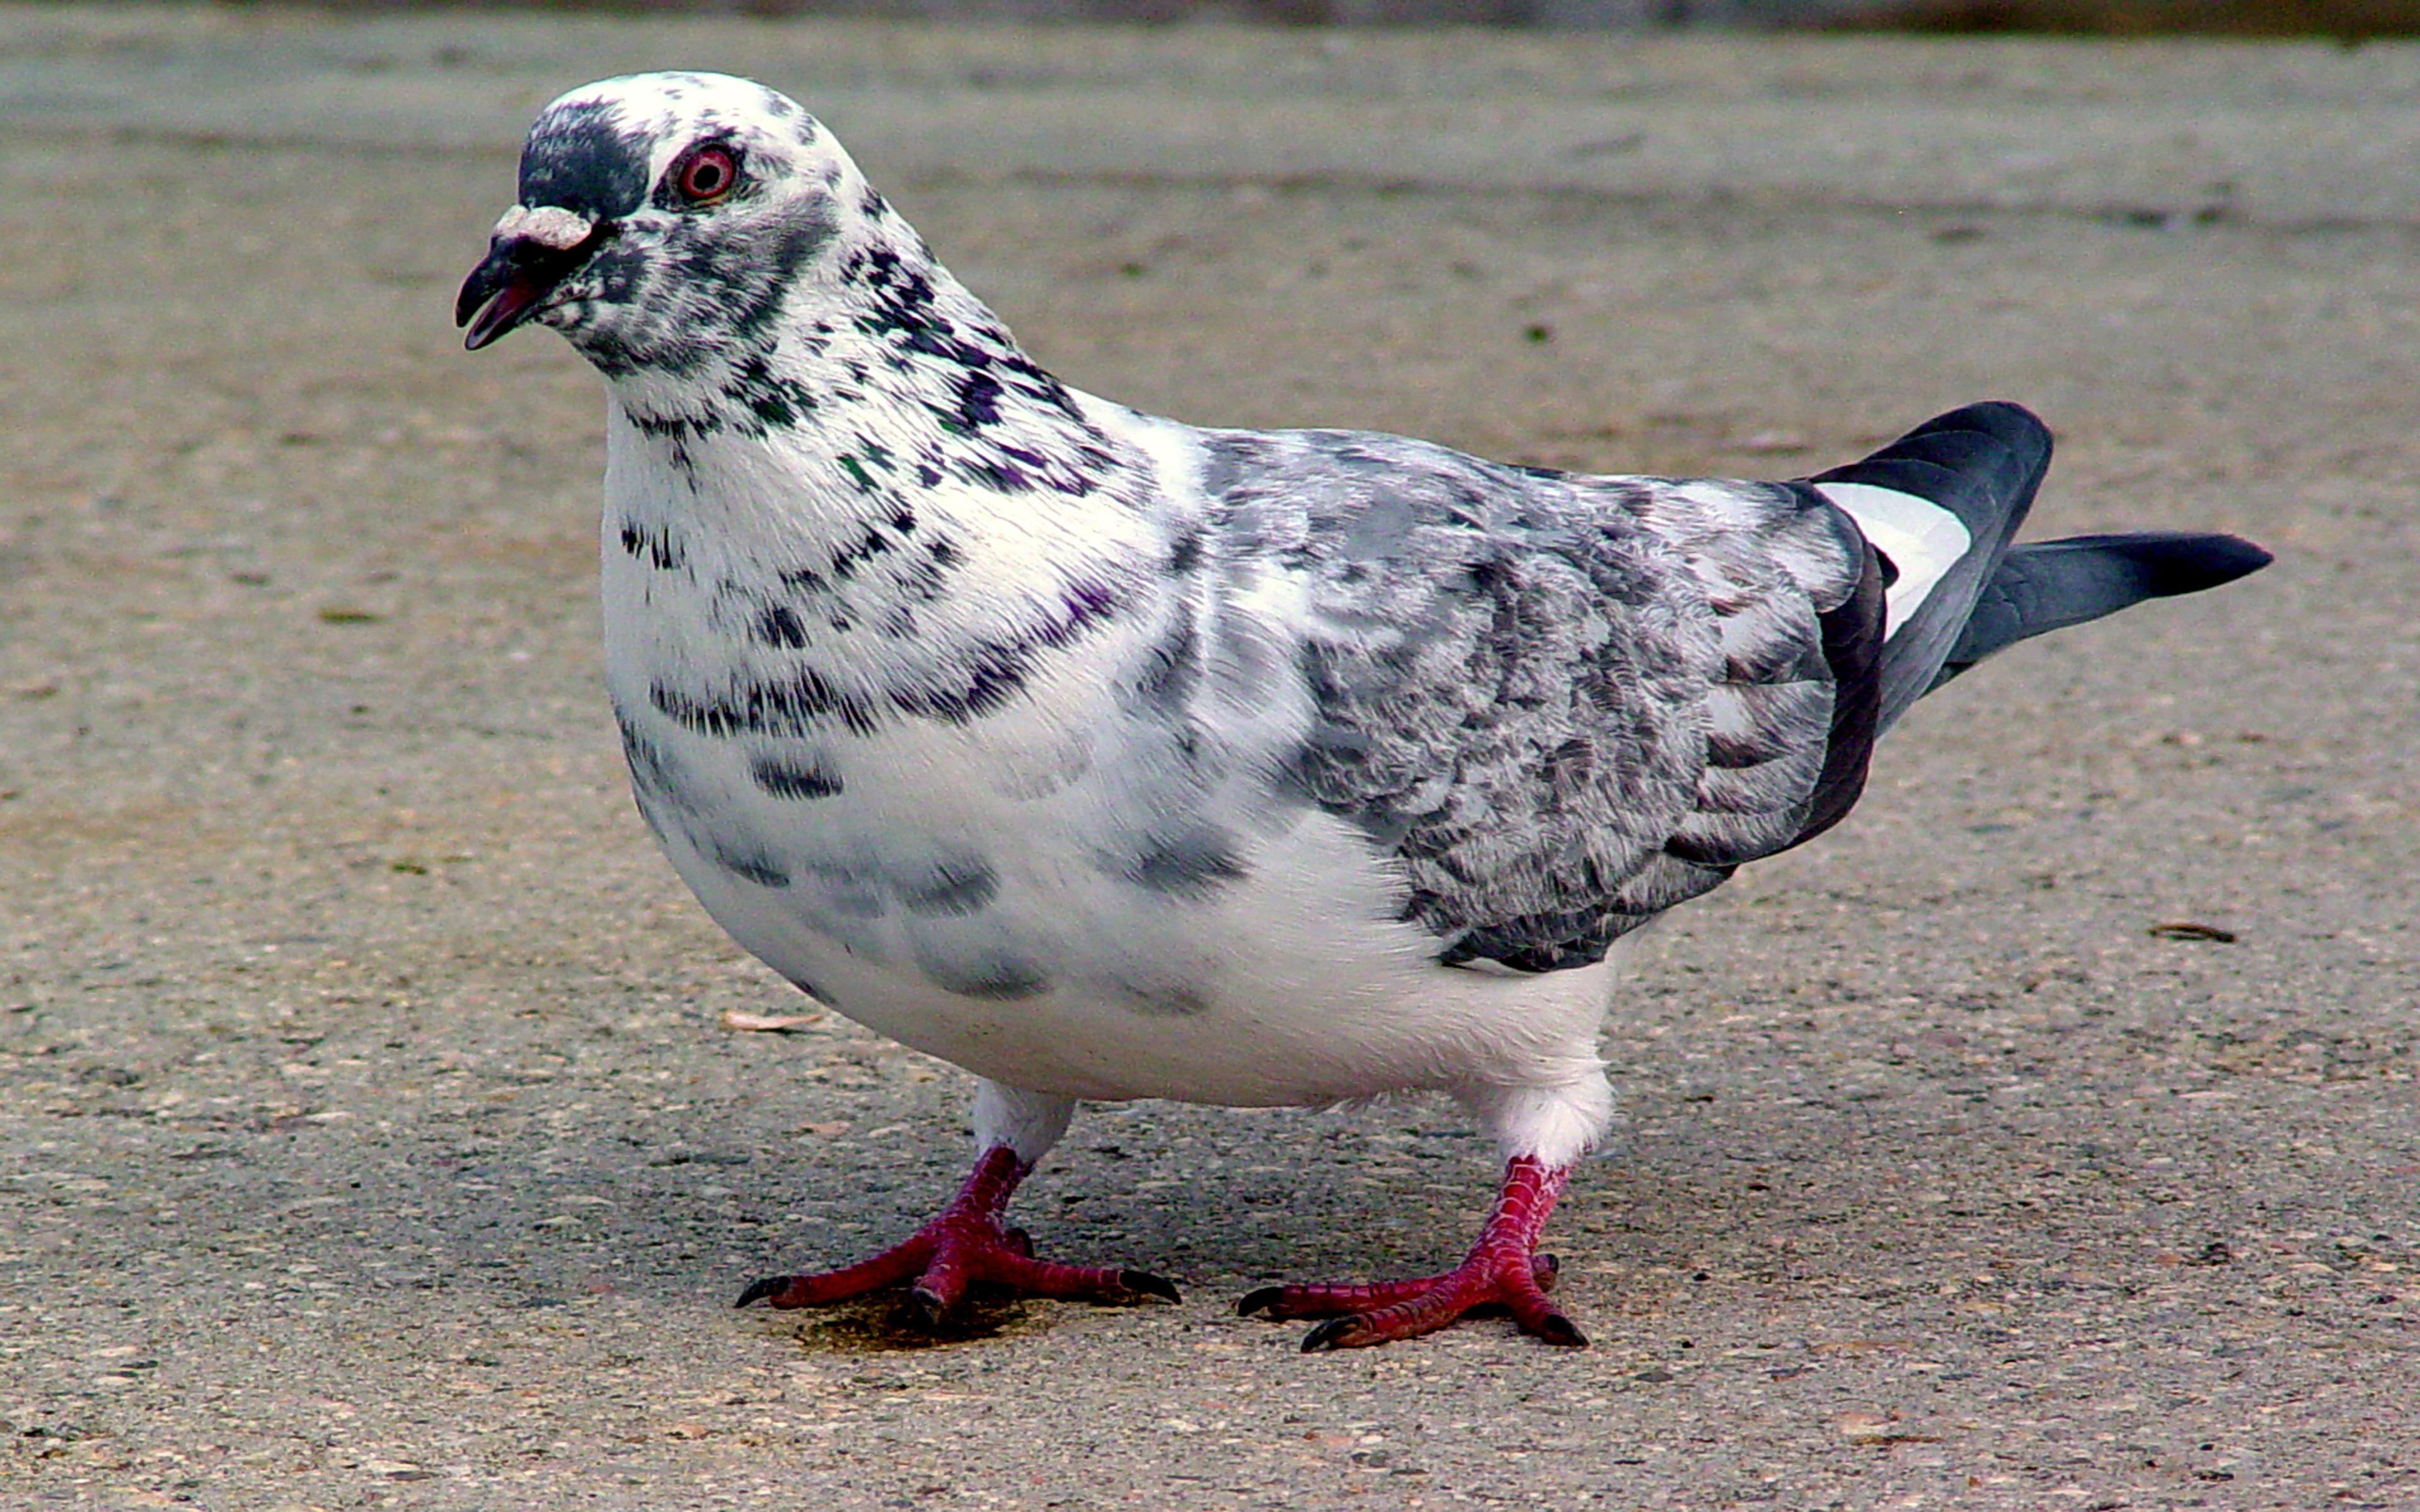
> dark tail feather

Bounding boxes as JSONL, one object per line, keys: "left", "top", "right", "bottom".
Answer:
{"left": 1928, "top": 530, "right": 2274, "bottom": 692}
{"left": 1790, "top": 403, "right": 2269, "bottom": 859}
{"left": 1809, "top": 401, "right": 2053, "bottom": 731}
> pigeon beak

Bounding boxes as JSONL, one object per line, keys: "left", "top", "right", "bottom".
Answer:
{"left": 455, "top": 208, "right": 606, "bottom": 351}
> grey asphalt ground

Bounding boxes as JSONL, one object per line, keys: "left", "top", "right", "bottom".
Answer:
{"left": 4, "top": 6, "right": 2417, "bottom": 1509}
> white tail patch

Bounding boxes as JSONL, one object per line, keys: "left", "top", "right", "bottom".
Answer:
{"left": 1818, "top": 481, "right": 1973, "bottom": 638}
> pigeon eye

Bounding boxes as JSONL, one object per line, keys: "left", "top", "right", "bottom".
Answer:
{"left": 674, "top": 145, "right": 739, "bottom": 206}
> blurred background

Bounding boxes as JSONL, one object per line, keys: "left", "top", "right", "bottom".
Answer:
{"left": 231, "top": 0, "right": 2420, "bottom": 38}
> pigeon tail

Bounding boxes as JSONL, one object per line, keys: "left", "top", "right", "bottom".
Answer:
{"left": 1807, "top": 401, "right": 2054, "bottom": 733}
{"left": 1926, "top": 530, "right": 2273, "bottom": 693}
{"left": 1810, "top": 398, "right": 2270, "bottom": 730}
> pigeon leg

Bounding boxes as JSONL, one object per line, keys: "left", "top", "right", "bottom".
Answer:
{"left": 1236, "top": 1154, "right": 1585, "bottom": 1350}
{"left": 735, "top": 1145, "right": 1178, "bottom": 1323}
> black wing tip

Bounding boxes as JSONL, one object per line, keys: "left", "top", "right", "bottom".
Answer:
{"left": 2168, "top": 533, "right": 2273, "bottom": 589}
{"left": 1823, "top": 400, "right": 2051, "bottom": 466}
{"left": 2166, "top": 534, "right": 2273, "bottom": 592}
{"left": 1808, "top": 400, "right": 2054, "bottom": 512}
{"left": 1933, "top": 398, "right": 2049, "bottom": 436}
{"left": 2034, "top": 530, "right": 2274, "bottom": 597}
{"left": 1884, "top": 399, "right": 2051, "bottom": 454}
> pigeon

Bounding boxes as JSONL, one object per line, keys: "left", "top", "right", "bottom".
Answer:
{"left": 456, "top": 71, "right": 2271, "bottom": 1351}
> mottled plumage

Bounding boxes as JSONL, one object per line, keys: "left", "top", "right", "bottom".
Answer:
{"left": 1219, "top": 428, "right": 1878, "bottom": 970}
{"left": 459, "top": 72, "right": 2269, "bottom": 1351}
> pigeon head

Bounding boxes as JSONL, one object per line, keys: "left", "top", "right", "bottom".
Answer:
{"left": 456, "top": 72, "right": 855, "bottom": 373}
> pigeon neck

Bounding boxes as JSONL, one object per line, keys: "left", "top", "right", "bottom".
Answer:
{"left": 606, "top": 211, "right": 1144, "bottom": 509}
{"left": 601, "top": 215, "right": 1161, "bottom": 619}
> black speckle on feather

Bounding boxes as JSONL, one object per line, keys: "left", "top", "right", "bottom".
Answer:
{"left": 1197, "top": 428, "right": 1867, "bottom": 971}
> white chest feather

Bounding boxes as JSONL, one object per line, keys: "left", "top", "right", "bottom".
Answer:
{"left": 596, "top": 401, "right": 1611, "bottom": 1108}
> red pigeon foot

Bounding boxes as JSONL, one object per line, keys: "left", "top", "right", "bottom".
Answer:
{"left": 736, "top": 1145, "right": 1178, "bottom": 1323}
{"left": 1238, "top": 1155, "right": 1586, "bottom": 1350}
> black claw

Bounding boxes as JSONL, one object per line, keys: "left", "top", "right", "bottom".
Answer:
{"left": 734, "top": 1276, "right": 790, "bottom": 1309}
{"left": 1001, "top": 1225, "right": 1035, "bottom": 1258}
{"left": 909, "top": 1285, "right": 953, "bottom": 1327}
{"left": 1535, "top": 1253, "right": 1561, "bottom": 1292}
{"left": 1236, "top": 1285, "right": 1286, "bottom": 1318}
{"left": 1120, "top": 1269, "right": 1182, "bottom": 1305}
{"left": 1532, "top": 1312, "right": 1589, "bottom": 1348}
{"left": 1300, "top": 1315, "right": 1366, "bottom": 1353}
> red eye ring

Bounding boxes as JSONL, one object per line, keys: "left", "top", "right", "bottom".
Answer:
{"left": 674, "top": 144, "right": 739, "bottom": 206}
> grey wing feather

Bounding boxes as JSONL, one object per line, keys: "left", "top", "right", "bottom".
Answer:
{"left": 1196, "top": 428, "right": 1871, "bottom": 972}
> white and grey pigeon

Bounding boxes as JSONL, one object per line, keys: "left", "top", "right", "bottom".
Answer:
{"left": 456, "top": 71, "right": 2269, "bottom": 1351}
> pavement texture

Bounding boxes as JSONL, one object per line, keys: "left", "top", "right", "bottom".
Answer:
{"left": 4, "top": 6, "right": 2417, "bottom": 1509}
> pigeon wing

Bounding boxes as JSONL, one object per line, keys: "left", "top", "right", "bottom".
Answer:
{"left": 1197, "top": 428, "right": 1877, "bottom": 973}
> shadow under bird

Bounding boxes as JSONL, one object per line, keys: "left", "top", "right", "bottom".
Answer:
{"left": 456, "top": 71, "right": 2269, "bottom": 1351}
